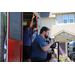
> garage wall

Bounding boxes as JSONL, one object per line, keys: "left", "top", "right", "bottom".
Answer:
{"left": 56, "top": 14, "right": 63, "bottom": 25}
{"left": 41, "top": 18, "right": 55, "bottom": 36}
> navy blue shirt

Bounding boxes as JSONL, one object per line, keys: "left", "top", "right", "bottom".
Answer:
{"left": 23, "top": 26, "right": 34, "bottom": 46}
{"left": 31, "top": 35, "right": 48, "bottom": 60}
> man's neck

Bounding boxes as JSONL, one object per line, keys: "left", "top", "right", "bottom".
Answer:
{"left": 26, "top": 26, "right": 30, "bottom": 29}
{"left": 40, "top": 34, "right": 45, "bottom": 39}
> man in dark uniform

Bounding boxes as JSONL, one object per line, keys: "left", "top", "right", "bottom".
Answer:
{"left": 23, "top": 14, "right": 38, "bottom": 62}
{"left": 31, "top": 27, "right": 55, "bottom": 62}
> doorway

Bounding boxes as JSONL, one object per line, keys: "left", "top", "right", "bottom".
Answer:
{"left": 22, "top": 12, "right": 38, "bottom": 61}
{"left": 7, "top": 12, "right": 40, "bottom": 62}
{"left": 59, "top": 43, "right": 65, "bottom": 55}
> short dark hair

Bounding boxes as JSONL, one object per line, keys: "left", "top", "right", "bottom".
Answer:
{"left": 40, "top": 27, "right": 50, "bottom": 34}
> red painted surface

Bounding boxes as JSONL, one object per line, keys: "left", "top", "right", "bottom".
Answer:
{"left": 8, "top": 12, "right": 23, "bottom": 62}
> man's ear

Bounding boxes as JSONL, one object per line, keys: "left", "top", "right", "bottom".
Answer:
{"left": 43, "top": 31, "right": 45, "bottom": 34}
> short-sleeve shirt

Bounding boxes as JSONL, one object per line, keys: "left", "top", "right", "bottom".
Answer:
{"left": 31, "top": 35, "right": 48, "bottom": 60}
{"left": 23, "top": 26, "right": 34, "bottom": 46}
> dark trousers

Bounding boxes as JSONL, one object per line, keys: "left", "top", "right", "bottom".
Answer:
{"left": 31, "top": 57, "right": 46, "bottom": 62}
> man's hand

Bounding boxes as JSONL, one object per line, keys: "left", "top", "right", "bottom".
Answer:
{"left": 47, "top": 49, "right": 54, "bottom": 54}
{"left": 32, "top": 16, "right": 38, "bottom": 32}
{"left": 50, "top": 39, "right": 54, "bottom": 46}
{"left": 32, "top": 14, "right": 35, "bottom": 19}
{"left": 51, "top": 54, "right": 55, "bottom": 58}
{"left": 54, "top": 52, "right": 57, "bottom": 58}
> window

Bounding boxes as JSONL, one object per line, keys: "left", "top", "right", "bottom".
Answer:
{"left": 63, "top": 15, "right": 68, "bottom": 23}
{"left": 9, "top": 12, "right": 22, "bottom": 41}
{"left": 69, "top": 14, "right": 74, "bottom": 23}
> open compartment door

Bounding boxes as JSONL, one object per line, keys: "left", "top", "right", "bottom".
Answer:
{"left": 8, "top": 12, "right": 23, "bottom": 62}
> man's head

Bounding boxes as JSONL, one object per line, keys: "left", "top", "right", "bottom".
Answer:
{"left": 40, "top": 27, "right": 50, "bottom": 39}
{"left": 27, "top": 20, "right": 32, "bottom": 28}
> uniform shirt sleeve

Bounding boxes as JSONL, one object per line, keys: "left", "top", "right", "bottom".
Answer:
{"left": 30, "top": 27, "right": 34, "bottom": 32}
{"left": 38, "top": 38, "right": 47, "bottom": 48}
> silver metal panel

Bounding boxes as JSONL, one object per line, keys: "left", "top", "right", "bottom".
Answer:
{"left": 0, "top": 12, "right": 7, "bottom": 62}
{"left": 0, "top": 12, "right": 4, "bottom": 62}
